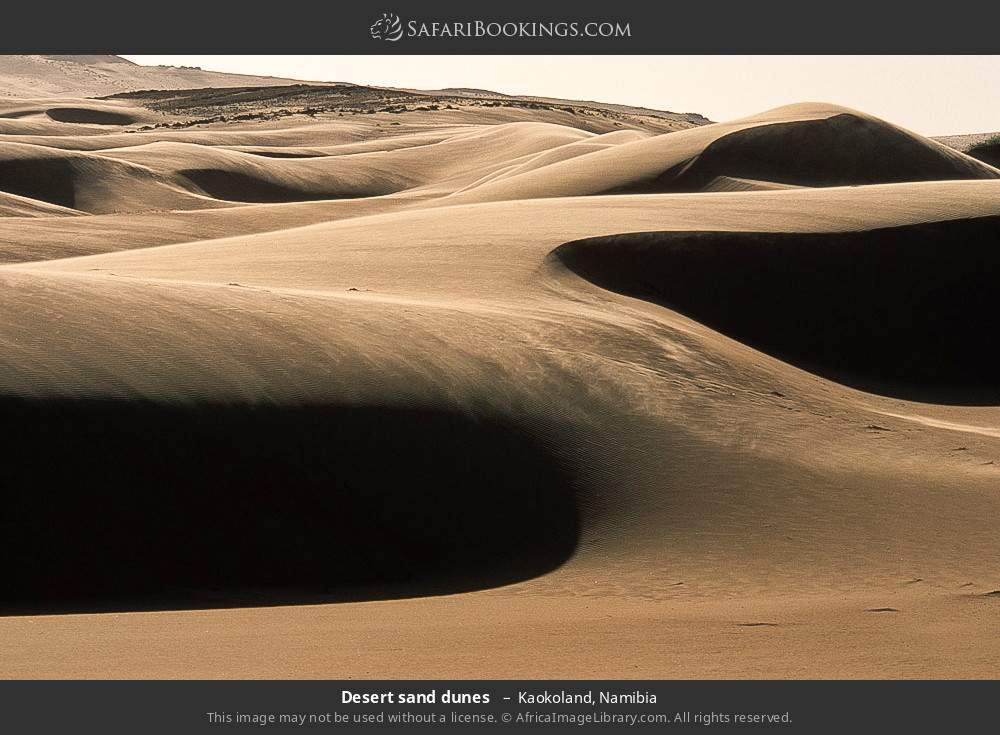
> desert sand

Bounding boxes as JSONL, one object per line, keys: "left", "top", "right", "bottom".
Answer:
{"left": 1, "top": 62, "right": 999, "bottom": 679}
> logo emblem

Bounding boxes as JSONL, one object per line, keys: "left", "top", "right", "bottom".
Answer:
{"left": 370, "top": 12, "right": 403, "bottom": 41}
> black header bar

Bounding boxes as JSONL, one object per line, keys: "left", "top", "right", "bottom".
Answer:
{"left": 4, "top": 1, "right": 1000, "bottom": 54}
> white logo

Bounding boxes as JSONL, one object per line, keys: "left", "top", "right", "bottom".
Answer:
{"left": 370, "top": 12, "right": 403, "bottom": 42}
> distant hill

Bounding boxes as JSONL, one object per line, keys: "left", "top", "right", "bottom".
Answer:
{"left": 0, "top": 55, "right": 316, "bottom": 98}
{"left": 411, "top": 87, "right": 711, "bottom": 126}
{"left": 0, "top": 56, "right": 710, "bottom": 130}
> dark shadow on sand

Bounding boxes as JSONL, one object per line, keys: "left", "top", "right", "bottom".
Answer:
{"left": 0, "top": 399, "right": 579, "bottom": 615}
{"left": 0, "top": 157, "right": 76, "bottom": 209}
{"left": 46, "top": 108, "right": 138, "bottom": 125}
{"left": 553, "top": 215, "right": 1000, "bottom": 405}
{"left": 180, "top": 169, "right": 355, "bottom": 203}
{"left": 242, "top": 151, "right": 328, "bottom": 159}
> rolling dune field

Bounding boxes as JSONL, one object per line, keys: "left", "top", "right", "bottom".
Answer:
{"left": 1, "top": 79, "right": 999, "bottom": 678}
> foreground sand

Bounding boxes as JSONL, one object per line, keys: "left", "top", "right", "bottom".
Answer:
{"left": 3, "top": 588, "right": 998, "bottom": 678}
{"left": 1, "top": 96, "right": 999, "bottom": 678}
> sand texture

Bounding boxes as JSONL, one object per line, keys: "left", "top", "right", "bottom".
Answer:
{"left": 1, "top": 73, "right": 999, "bottom": 678}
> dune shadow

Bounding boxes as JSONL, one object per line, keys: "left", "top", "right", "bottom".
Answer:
{"left": 242, "top": 151, "right": 328, "bottom": 159}
{"left": 0, "top": 110, "right": 38, "bottom": 120}
{"left": 553, "top": 215, "right": 1000, "bottom": 405}
{"left": 180, "top": 168, "right": 353, "bottom": 203}
{"left": 0, "top": 398, "right": 579, "bottom": 615}
{"left": 0, "top": 157, "right": 76, "bottom": 209}
{"left": 968, "top": 140, "right": 1000, "bottom": 168}
{"left": 46, "top": 108, "right": 138, "bottom": 125}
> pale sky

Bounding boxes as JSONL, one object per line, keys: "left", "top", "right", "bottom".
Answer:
{"left": 124, "top": 56, "right": 1000, "bottom": 136}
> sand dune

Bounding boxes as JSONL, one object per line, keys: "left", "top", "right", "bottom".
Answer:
{"left": 92, "top": 123, "right": 592, "bottom": 203}
{"left": 443, "top": 103, "right": 999, "bottom": 203}
{"left": 0, "top": 141, "right": 225, "bottom": 213}
{"left": 0, "top": 194, "right": 426, "bottom": 262}
{"left": 0, "top": 98, "right": 162, "bottom": 136}
{"left": 0, "top": 189, "right": 82, "bottom": 217}
{"left": 634, "top": 110, "right": 998, "bottom": 191}
{"left": 3, "top": 102, "right": 994, "bottom": 217}
{"left": 1, "top": 89, "right": 999, "bottom": 678}
{"left": 23, "top": 180, "right": 999, "bottom": 292}
{"left": 0, "top": 120, "right": 602, "bottom": 212}
{"left": 554, "top": 216, "right": 1000, "bottom": 402}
